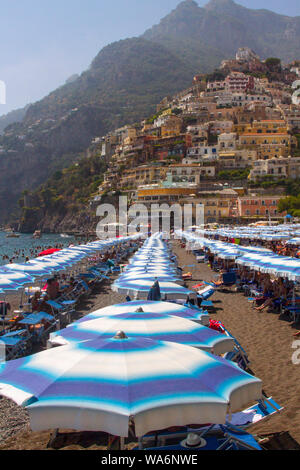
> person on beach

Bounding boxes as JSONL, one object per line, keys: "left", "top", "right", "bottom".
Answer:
{"left": 31, "top": 291, "right": 42, "bottom": 312}
{"left": 255, "top": 277, "right": 287, "bottom": 311}
{"left": 45, "top": 278, "right": 59, "bottom": 300}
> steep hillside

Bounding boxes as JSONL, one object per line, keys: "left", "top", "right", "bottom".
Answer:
{"left": 0, "top": 105, "right": 30, "bottom": 135}
{"left": 0, "top": 38, "right": 193, "bottom": 222}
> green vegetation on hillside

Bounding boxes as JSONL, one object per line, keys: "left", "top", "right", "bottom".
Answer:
{"left": 19, "top": 155, "right": 107, "bottom": 228}
{"left": 217, "top": 168, "right": 250, "bottom": 180}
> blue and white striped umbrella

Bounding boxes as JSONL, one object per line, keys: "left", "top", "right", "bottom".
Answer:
{"left": 49, "top": 312, "right": 233, "bottom": 355}
{"left": 73, "top": 300, "right": 210, "bottom": 326}
{"left": 4, "top": 262, "right": 54, "bottom": 278}
{"left": 127, "top": 267, "right": 177, "bottom": 274}
{"left": 112, "top": 279, "right": 196, "bottom": 300}
{"left": 0, "top": 278, "right": 23, "bottom": 292}
{"left": 117, "top": 272, "right": 183, "bottom": 283}
{"left": 286, "top": 238, "right": 300, "bottom": 245}
{"left": 0, "top": 271, "right": 35, "bottom": 286}
{"left": 0, "top": 335, "right": 262, "bottom": 437}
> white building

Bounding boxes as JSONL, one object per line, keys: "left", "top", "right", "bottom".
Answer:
{"left": 218, "top": 133, "right": 237, "bottom": 151}
{"left": 249, "top": 156, "right": 300, "bottom": 180}
{"left": 183, "top": 144, "right": 218, "bottom": 164}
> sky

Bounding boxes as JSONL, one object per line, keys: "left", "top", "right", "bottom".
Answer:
{"left": 0, "top": 0, "right": 299, "bottom": 116}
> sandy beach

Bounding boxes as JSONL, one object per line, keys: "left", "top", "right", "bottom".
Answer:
{"left": 0, "top": 240, "right": 300, "bottom": 450}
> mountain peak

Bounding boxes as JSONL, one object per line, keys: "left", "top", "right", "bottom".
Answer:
{"left": 174, "top": 0, "right": 200, "bottom": 11}
{"left": 205, "top": 0, "right": 237, "bottom": 11}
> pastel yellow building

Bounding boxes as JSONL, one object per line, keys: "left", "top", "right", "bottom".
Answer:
{"left": 234, "top": 120, "right": 288, "bottom": 135}
{"left": 239, "top": 132, "right": 291, "bottom": 158}
{"left": 202, "top": 195, "right": 238, "bottom": 221}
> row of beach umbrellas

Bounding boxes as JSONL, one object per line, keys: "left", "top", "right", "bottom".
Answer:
{"left": 194, "top": 223, "right": 300, "bottom": 243}
{"left": 0, "top": 233, "right": 262, "bottom": 440}
{"left": 179, "top": 230, "right": 300, "bottom": 281}
{"left": 0, "top": 236, "right": 139, "bottom": 295}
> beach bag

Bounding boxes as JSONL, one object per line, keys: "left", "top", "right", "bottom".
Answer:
{"left": 209, "top": 319, "right": 225, "bottom": 334}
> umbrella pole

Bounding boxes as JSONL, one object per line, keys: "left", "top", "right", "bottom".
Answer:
{"left": 138, "top": 437, "right": 143, "bottom": 450}
{"left": 19, "top": 288, "right": 24, "bottom": 310}
{"left": 120, "top": 437, "right": 125, "bottom": 450}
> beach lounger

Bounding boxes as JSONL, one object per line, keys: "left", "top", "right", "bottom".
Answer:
{"left": 218, "top": 425, "right": 262, "bottom": 450}
{"left": 196, "top": 284, "right": 216, "bottom": 301}
{"left": 140, "top": 425, "right": 262, "bottom": 451}
{"left": 46, "top": 300, "right": 75, "bottom": 325}
{"left": 199, "top": 300, "right": 214, "bottom": 308}
{"left": 0, "top": 329, "right": 32, "bottom": 360}
{"left": 283, "top": 305, "right": 300, "bottom": 323}
{"left": 18, "top": 312, "right": 57, "bottom": 344}
{"left": 221, "top": 272, "right": 237, "bottom": 287}
{"left": 139, "top": 397, "right": 282, "bottom": 448}
{"left": 63, "top": 280, "right": 90, "bottom": 301}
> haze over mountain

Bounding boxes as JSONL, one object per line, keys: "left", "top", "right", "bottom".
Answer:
{"left": 1, "top": 0, "right": 300, "bottom": 223}
{"left": 0, "top": 105, "right": 30, "bottom": 135}
{"left": 143, "top": 0, "right": 300, "bottom": 69}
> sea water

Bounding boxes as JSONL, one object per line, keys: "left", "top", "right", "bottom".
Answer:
{"left": 0, "top": 232, "right": 76, "bottom": 266}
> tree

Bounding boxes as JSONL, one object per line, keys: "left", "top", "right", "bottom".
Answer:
{"left": 278, "top": 195, "right": 300, "bottom": 215}
{"left": 265, "top": 58, "right": 281, "bottom": 72}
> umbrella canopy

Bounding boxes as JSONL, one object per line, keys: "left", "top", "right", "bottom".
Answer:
{"left": 0, "top": 278, "right": 23, "bottom": 292}
{"left": 112, "top": 279, "right": 196, "bottom": 300}
{"left": 0, "top": 335, "right": 262, "bottom": 437}
{"left": 37, "top": 249, "right": 62, "bottom": 257}
{"left": 0, "top": 271, "right": 35, "bottom": 286}
{"left": 48, "top": 312, "right": 234, "bottom": 355}
{"left": 3, "top": 262, "right": 54, "bottom": 278}
{"left": 75, "top": 301, "right": 210, "bottom": 326}
{"left": 118, "top": 272, "right": 183, "bottom": 283}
